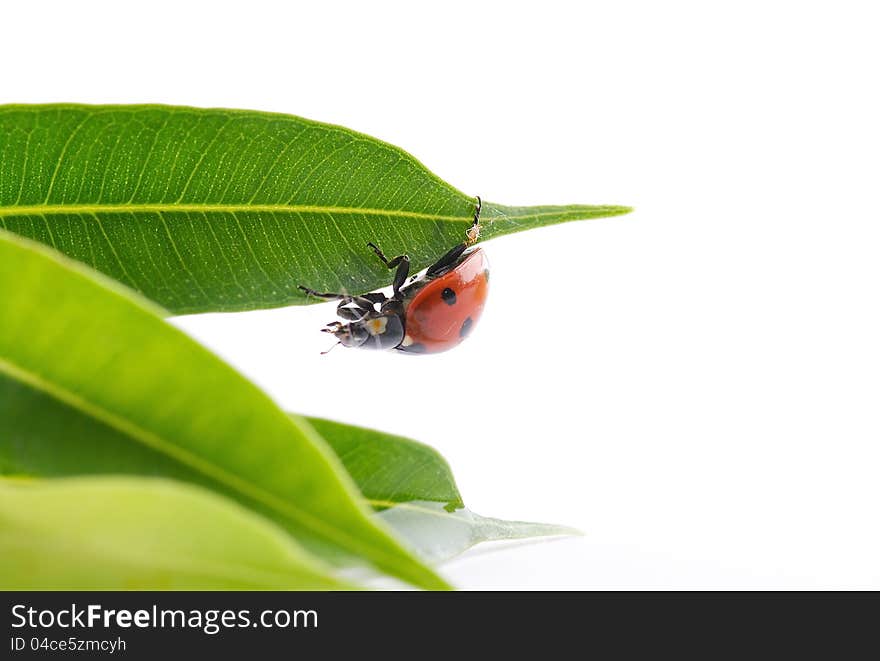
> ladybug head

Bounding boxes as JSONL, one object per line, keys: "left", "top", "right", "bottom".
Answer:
{"left": 323, "top": 311, "right": 405, "bottom": 351}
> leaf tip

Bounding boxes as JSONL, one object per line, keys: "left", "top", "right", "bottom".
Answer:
{"left": 608, "top": 205, "right": 634, "bottom": 217}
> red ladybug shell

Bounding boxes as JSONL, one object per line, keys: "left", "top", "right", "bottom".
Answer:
{"left": 398, "top": 248, "right": 489, "bottom": 354}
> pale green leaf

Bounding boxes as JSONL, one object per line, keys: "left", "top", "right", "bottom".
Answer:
{"left": 379, "top": 502, "right": 581, "bottom": 565}
{"left": 0, "top": 476, "right": 352, "bottom": 590}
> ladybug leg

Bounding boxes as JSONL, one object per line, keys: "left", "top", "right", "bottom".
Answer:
{"left": 336, "top": 292, "right": 388, "bottom": 320}
{"left": 426, "top": 196, "right": 482, "bottom": 276}
{"left": 426, "top": 243, "right": 468, "bottom": 277}
{"left": 298, "top": 285, "right": 382, "bottom": 304}
{"left": 298, "top": 286, "right": 384, "bottom": 317}
{"left": 336, "top": 305, "right": 371, "bottom": 321}
{"left": 297, "top": 285, "right": 355, "bottom": 301}
{"left": 465, "top": 195, "right": 482, "bottom": 246}
{"left": 366, "top": 242, "right": 391, "bottom": 264}
{"left": 366, "top": 242, "right": 410, "bottom": 298}
{"left": 359, "top": 292, "right": 389, "bottom": 304}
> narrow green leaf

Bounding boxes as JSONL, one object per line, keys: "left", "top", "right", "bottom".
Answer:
{"left": 0, "top": 231, "right": 447, "bottom": 590}
{"left": 0, "top": 476, "right": 352, "bottom": 590}
{"left": 306, "top": 416, "right": 463, "bottom": 512}
{"left": 0, "top": 104, "right": 631, "bottom": 314}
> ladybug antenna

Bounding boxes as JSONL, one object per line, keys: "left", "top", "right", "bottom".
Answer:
{"left": 321, "top": 341, "right": 341, "bottom": 356}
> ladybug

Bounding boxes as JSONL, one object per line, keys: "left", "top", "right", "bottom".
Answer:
{"left": 299, "top": 197, "right": 489, "bottom": 354}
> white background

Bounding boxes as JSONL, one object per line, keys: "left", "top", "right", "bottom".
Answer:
{"left": 3, "top": 1, "right": 878, "bottom": 588}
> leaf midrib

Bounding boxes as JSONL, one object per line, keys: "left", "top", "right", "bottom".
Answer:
{"left": 0, "top": 356, "right": 403, "bottom": 569}
{"left": 0, "top": 202, "right": 626, "bottom": 224}
{"left": 0, "top": 203, "right": 467, "bottom": 221}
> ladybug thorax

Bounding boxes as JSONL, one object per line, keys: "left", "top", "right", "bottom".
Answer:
{"left": 398, "top": 247, "right": 489, "bottom": 354}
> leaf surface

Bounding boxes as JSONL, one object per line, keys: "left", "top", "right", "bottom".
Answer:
{"left": 0, "top": 104, "right": 630, "bottom": 313}
{"left": 0, "top": 231, "right": 446, "bottom": 589}
{"left": 307, "top": 416, "right": 463, "bottom": 511}
{"left": 379, "top": 503, "right": 580, "bottom": 565}
{"left": 0, "top": 476, "right": 351, "bottom": 589}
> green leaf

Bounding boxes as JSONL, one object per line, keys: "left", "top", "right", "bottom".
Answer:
{"left": 0, "top": 104, "right": 631, "bottom": 314}
{"left": 0, "top": 231, "right": 447, "bottom": 590}
{"left": 0, "top": 476, "right": 352, "bottom": 589}
{"left": 0, "top": 383, "right": 462, "bottom": 513}
{"left": 307, "top": 416, "right": 463, "bottom": 512}
{"left": 2, "top": 371, "right": 575, "bottom": 566}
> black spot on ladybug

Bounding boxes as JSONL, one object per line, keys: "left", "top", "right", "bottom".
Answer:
{"left": 441, "top": 287, "right": 456, "bottom": 305}
{"left": 405, "top": 342, "right": 427, "bottom": 353}
{"left": 460, "top": 317, "right": 473, "bottom": 338}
